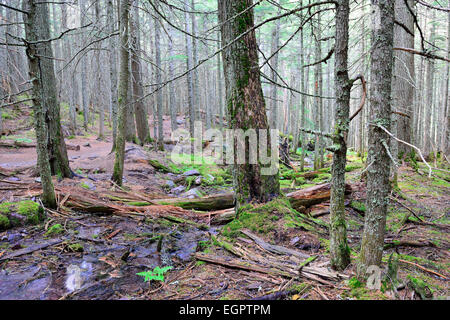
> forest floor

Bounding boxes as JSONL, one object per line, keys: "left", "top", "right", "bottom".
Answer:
{"left": 0, "top": 103, "right": 449, "bottom": 300}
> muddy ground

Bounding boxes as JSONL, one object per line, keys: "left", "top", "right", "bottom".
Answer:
{"left": 0, "top": 105, "right": 449, "bottom": 300}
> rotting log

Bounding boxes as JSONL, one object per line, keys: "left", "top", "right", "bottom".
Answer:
{"left": 286, "top": 183, "right": 352, "bottom": 210}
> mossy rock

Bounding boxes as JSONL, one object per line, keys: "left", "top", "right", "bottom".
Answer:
{"left": 0, "top": 200, "right": 45, "bottom": 230}
{"left": 407, "top": 275, "right": 433, "bottom": 300}
{"left": 221, "top": 198, "right": 297, "bottom": 238}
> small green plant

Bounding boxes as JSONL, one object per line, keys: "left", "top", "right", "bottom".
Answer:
{"left": 137, "top": 266, "right": 173, "bottom": 282}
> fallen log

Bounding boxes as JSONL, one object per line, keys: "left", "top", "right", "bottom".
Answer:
{"left": 0, "top": 238, "right": 64, "bottom": 262}
{"left": 152, "top": 182, "right": 351, "bottom": 212}
{"left": 286, "top": 183, "right": 352, "bottom": 210}
{"left": 153, "top": 193, "right": 234, "bottom": 211}
{"left": 0, "top": 139, "right": 35, "bottom": 148}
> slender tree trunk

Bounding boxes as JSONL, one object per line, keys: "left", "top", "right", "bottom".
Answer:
{"left": 423, "top": 9, "right": 436, "bottom": 158}
{"left": 442, "top": 6, "right": 450, "bottom": 156}
{"left": 219, "top": 0, "right": 280, "bottom": 211}
{"left": 184, "top": 0, "right": 195, "bottom": 145}
{"left": 154, "top": 4, "right": 164, "bottom": 149}
{"left": 392, "top": 0, "right": 415, "bottom": 161}
{"left": 96, "top": 1, "right": 105, "bottom": 140}
{"left": 330, "top": 0, "right": 351, "bottom": 271}
{"left": 22, "top": 0, "right": 57, "bottom": 208}
{"left": 168, "top": 13, "right": 177, "bottom": 132}
{"left": 269, "top": 3, "right": 281, "bottom": 130}
{"left": 79, "top": 0, "right": 89, "bottom": 131}
{"left": 108, "top": 0, "right": 119, "bottom": 151}
{"left": 358, "top": 0, "right": 394, "bottom": 279}
{"left": 112, "top": 0, "right": 130, "bottom": 185}
{"left": 130, "top": 4, "right": 150, "bottom": 145}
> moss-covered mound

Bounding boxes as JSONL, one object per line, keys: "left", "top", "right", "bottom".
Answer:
{"left": 0, "top": 200, "right": 45, "bottom": 230}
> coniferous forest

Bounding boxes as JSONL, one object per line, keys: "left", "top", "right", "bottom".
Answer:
{"left": 0, "top": 0, "right": 449, "bottom": 302}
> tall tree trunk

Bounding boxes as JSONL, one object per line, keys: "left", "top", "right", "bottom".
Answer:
{"left": 168, "top": 12, "right": 177, "bottom": 132}
{"left": 358, "top": 0, "right": 394, "bottom": 278}
{"left": 23, "top": 0, "right": 72, "bottom": 178}
{"left": 79, "top": 0, "right": 89, "bottom": 131}
{"left": 184, "top": 0, "right": 195, "bottom": 144}
{"left": 269, "top": 3, "right": 281, "bottom": 130}
{"left": 442, "top": 5, "right": 450, "bottom": 156}
{"left": 96, "top": 0, "right": 105, "bottom": 140}
{"left": 22, "top": 0, "right": 57, "bottom": 208}
{"left": 423, "top": 9, "right": 435, "bottom": 158}
{"left": 392, "top": 0, "right": 415, "bottom": 161}
{"left": 329, "top": 0, "right": 351, "bottom": 271}
{"left": 108, "top": 0, "right": 119, "bottom": 151}
{"left": 61, "top": 3, "right": 77, "bottom": 136}
{"left": 313, "top": 9, "right": 324, "bottom": 170}
{"left": 112, "top": 0, "right": 130, "bottom": 185}
{"left": 130, "top": 3, "right": 150, "bottom": 145}
{"left": 219, "top": 0, "right": 280, "bottom": 211}
{"left": 154, "top": 4, "right": 164, "bottom": 149}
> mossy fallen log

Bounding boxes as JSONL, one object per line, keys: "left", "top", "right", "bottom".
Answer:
{"left": 286, "top": 183, "right": 352, "bottom": 210}
{"left": 153, "top": 193, "right": 235, "bottom": 211}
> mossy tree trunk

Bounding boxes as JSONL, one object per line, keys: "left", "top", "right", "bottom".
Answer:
{"left": 23, "top": 0, "right": 72, "bottom": 179}
{"left": 358, "top": 0, "right": 394, "bottom": 279}
{"left": 329, "top": 0, "right": 351, "bottom": 271}
{"left": 218, "top": 0, "right": 280, "bottom": 211}
{"left": 112, "top": 0, "right": 130, "bottom": 186}
{"left": 22, "top": 0, "right": 57, "bottom": 208}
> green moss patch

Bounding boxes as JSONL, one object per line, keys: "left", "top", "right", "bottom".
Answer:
{"left": 221, "top": 198, "right": 295, "bottom": 238}
{"left": 44, "top": 224, "right": 64, "bottom": 237}
{"left": 0, "top": 214, "right": 10, "bottom": 230}
{"left": 0, "top": 200, "right": 45, "bottom": 229}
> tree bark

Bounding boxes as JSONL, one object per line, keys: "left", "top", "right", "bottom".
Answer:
{"left": 108, "top": 0, "right": 119, "bottom": 150}
{"left": 358, "top": 0, "right": 395, "bottom": 279}
{"left": 22, "top": 0, "right": 57, "bottom": 208}
{"left": 219, "top": 0, "right": 280, "bottom": 211}
{"left": 130, "top": 3, "right": 151, "bottom": 145}
{"left": 112, "top": 0, "right": 130, "bottom": 186}
{"left": 329, "top": 0, "right": 351, "bottom": 271}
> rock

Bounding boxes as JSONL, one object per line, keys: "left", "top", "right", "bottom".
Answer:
{"left": 6, "top": 177, "right": 20, "bottom": 181}
{"left": 88, "top": 155, "right": 98, "bottom": 160}
{"left": 7, "top": 233, "right": 22, "bottom": 242}
{"left": 206, "top": 174, "right": 215, "bottom": 182}
{"left": 170, "top": 185, "right": 186, "bottom": 195}
{"left": 290, "top": 236, "right": 300, "bottom": 246}
{"left": 34, "top": 177, "right": 41, "bottom": 183}
{"left": 125, "top": 146, "right": 148, "bottom": 162}
{"left": 194, "top": 176, "right": 203, "bottom": 185}
{"left": 183, "top": 169, "right": 200, "bottom": 176}
{"left": 165, "top": 180, "right": 175, "bottom": 188}
{"left": 83, "top": 142, "right": 91, "bottom": 147}
{"left": 176, "top": 119, "right": 185, "bottom": 125}
{"left": 180, "top": 188, "right": 203, "bottom": 199}
{"left": 81, "top": 181, "right": 96, "bottom": 190}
